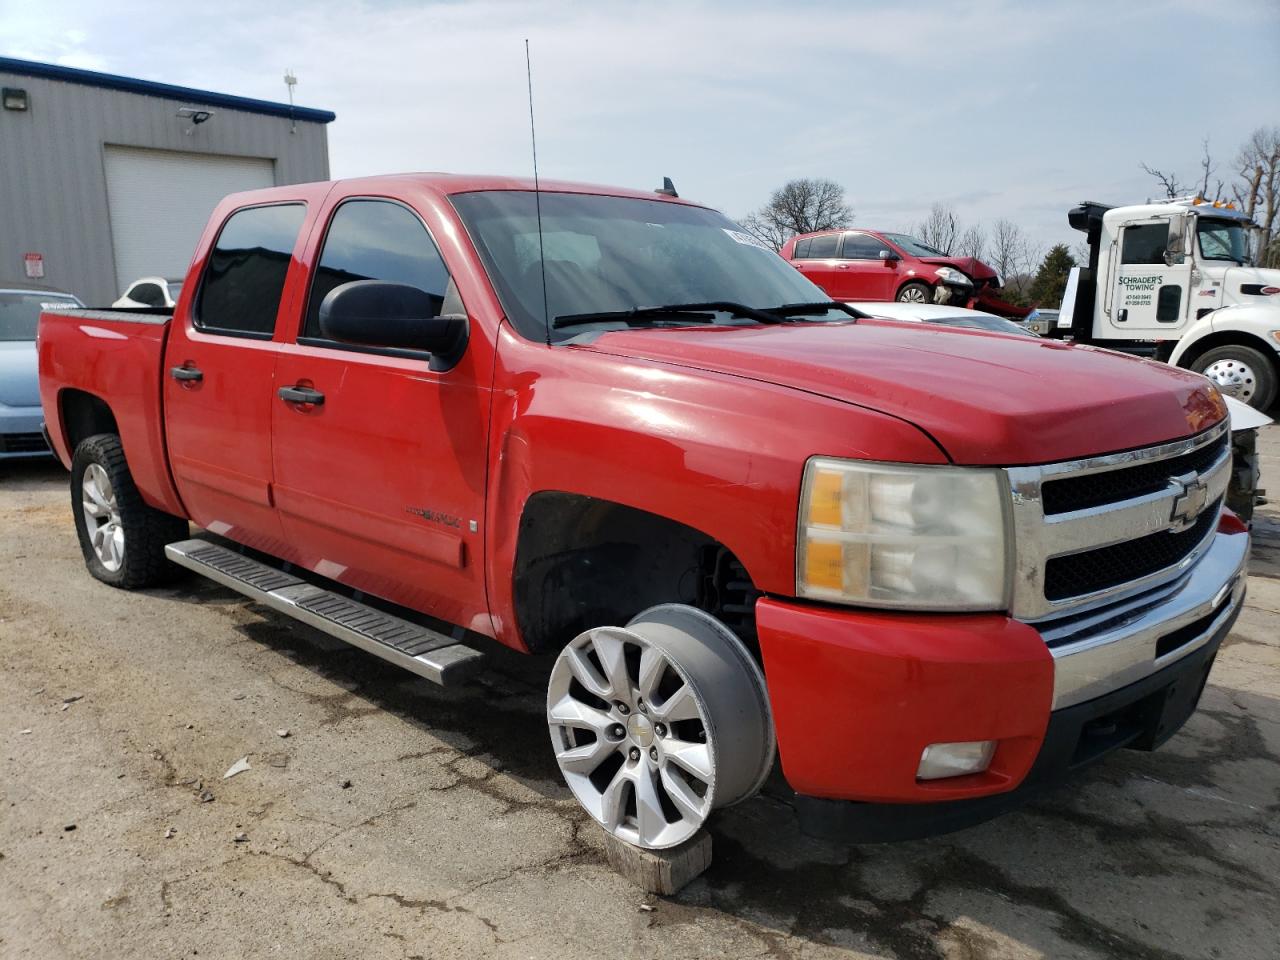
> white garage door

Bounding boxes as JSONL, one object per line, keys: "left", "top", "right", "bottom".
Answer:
{"left": 104, "top": 146, "right": 275, "bottom": 296}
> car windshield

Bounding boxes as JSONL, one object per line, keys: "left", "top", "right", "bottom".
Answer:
{"left": 882, "top": 233, "right": 947, "bottom": 258}
{"left": 930, "top": 315, "right": 1036, "bottom": 336}
{"left": 0, "top": 292, "right": 79, "bottom": 341}
{"left": 1197, "top": 218, "right": 1252, "bottom": 264}
{"left": 450, "top": 190, "right": 835, "bottom": 340}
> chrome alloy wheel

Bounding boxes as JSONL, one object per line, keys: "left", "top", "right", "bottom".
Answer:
{"left": 82, "top": 463, "right": 124, "bottom": 572}
{"left": 1202, "top": 357, "right": 1257, "bottom": 403}
{"left": 897, "top": 285, "right": 928, "bottom": 303}
{"left": 547, "top": 604, "right": 774, "bottom": 849}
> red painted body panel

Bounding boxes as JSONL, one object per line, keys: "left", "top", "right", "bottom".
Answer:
{"left": 582, "top": 320, "right": 1226, "bottom": 464}
{"left": 756, "top": 597, "right": 1054, "bottom": 802}
{"left": 37, "top": 314, "right": 187, "bottom": 517}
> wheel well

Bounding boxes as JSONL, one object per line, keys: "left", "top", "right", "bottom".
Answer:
{"left": 1174, "top": 331, "right": 1279, "bottom": 371}
{"left": 60, "top": 389, "right": 118, "bottom": 450}
{"left": 897, "top": 278, "right": 931, "bottom": 294}
{"left": 512, "top": 492, "right": 760, "bottom": 656}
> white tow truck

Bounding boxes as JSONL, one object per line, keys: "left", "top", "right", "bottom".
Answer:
{"left": 1040, "top": 197, "right": 1280, "bottom": 411}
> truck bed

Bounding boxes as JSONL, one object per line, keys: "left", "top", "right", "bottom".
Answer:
{"left": 37, "top": 306, "right": 186, "bottom": 517}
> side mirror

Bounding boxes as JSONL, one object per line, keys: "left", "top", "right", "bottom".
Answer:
{"left": 879, "top": 249, "right": 900, "bottom": 263}
{"left": 319, "top": 280, "right": 467, "bottom": 371}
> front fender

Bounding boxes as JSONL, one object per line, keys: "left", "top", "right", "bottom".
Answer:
{"left": 1168, "top": 305, "right": 1280, "bottom": 367}
{"left": 483, "top": 324, "right": 946, "bottom": 651}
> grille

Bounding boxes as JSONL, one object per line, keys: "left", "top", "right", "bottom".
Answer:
{"left": 1044, "top": 498, "right": 1221, "bottom": 601}
{"left": 1041, "top": 431, "right": 1228, "bottom": 515}
{"left": 0, "top": 432, "right": 49, "bottom": 454}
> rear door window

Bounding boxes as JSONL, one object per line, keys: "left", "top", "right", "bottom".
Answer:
{"left": 195, "top": 203, "right": 306, "bottom": 337}
{"left": 804, "top": 234, "right": 839, "bottom": 259}
{"left": 302, "top": 199, "right": 455, "bottom": 341}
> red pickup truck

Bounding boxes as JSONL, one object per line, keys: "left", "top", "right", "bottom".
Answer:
{"left": 39, "top": 174, "right": 1247, "bottom": 849}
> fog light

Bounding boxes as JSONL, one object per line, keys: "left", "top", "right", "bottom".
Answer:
{"left": 917, "top": 741, "right": 996, "bottom": 780}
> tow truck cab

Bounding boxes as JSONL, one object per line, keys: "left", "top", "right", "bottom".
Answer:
{"left": 1058, "top": 198, "right": 1280, "bottom": 409}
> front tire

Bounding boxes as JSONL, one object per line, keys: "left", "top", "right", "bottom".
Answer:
{"left": 71, "top": 433, "right": 189, "bottom": 589}
{"left": 1191, "top": 344, "right": 1278, "bottom": 411}
{"left": 896, "top": 281, "right": 932, "bottom": 304}
{"left": 547, "top": 604, "right": 774, "bottom": 850}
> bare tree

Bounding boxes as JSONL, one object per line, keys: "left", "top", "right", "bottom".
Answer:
{"left": 914, "top": 203, "right": 959, "bottom": 254}
{"left": 1197, "top": 138, "right": 1225, "bottom": 201}
{"left": 1139, "top": 161, "right": 1185, "bottom": 199}
{"left": 989, "top": 218, "right": 1040, "bottom": 303}
{"left": 956, "top": 223, "right": 988, "bottom": 260}
{"left": 1233, "top": 126, "right": 1280, "bottom": 267}
{"left": 741, "top": 178, "right": 853, "bottom": 250}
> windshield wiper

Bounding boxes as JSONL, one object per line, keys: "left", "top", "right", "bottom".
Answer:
{"left": 553, "top": 301, "right": 785, "bottom": 329}
{"left": 763, "top": 302, "right": 865, "bottom": 320}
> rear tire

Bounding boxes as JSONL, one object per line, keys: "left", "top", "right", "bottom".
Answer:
{"left": 896, "top": 281, "right": 932, "bottom": 304}
{"left": 1191, "top": 344, "right": 1277, "bottom": 411}
{"left": 71, "top": 433, "right": 189, "bottom": 589}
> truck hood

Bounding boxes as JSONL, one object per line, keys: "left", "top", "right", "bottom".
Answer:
{"left": 1223, "top": 264, "right": 1280, "bottom": 300}
{"left": 582, "top": 321, "right": 1225, "bottom": 465}
{"left": 0, "top": 341, "right": 39, "bottom": 407}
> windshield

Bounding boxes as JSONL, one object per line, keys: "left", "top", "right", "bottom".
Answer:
{"left": 882, "top": 233, "right": 947, "bottom": 258}
{"left": 1197, "top": 218, "right": 1252, "bottom": 264}
{"left": 450, "top": 191, "right": 832, "bottom": 340}
{"left": 0, "top": 292, "right": 79, "bottom": 341}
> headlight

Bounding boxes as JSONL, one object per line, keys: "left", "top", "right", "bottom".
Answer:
{"left": 797, "top": 458, "right": 1010, "bottom": 610}
{"left": 935, "top": 267, "right": 973, "bottom": 286}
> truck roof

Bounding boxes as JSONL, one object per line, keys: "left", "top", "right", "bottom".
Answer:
{"left": 1105, "top": 199, "right": 1253, "bottom": 225}
{"left": 221, "top": 173, "right": 704, "bottom": 208}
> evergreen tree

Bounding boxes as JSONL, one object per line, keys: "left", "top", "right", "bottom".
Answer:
{"left": 1029, "top": 244, "right": 1076, "bottom": 307}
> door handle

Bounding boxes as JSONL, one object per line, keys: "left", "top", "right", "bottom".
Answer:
{"left": 170, "top": 365, "right": 203, "bottom": 382}
{"left": 278, "top": 385, "right": 325, "bottom": 406}
{"left": 836, "top": 264, "right": 849, "bottom": 269}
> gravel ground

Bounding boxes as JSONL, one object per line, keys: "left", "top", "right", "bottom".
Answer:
{"left": 1, "top": 426, "right": 1278, "bottom": 960}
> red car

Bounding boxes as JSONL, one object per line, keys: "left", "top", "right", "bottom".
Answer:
{"left": 780, "top": 228, "right": 1031, "bottom": 317}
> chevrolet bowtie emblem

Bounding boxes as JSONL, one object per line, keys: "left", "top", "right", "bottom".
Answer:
{"left": 1168, "top": 471, "right": 1209, "bottom": 531}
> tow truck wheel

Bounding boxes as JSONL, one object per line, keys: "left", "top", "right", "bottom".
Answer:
{"left": 71, "top": 434, "right": 189, "bottom": 589}
{"left": 1192, "top": 345, "right": 1277, "bottom": 411}
{"left": 896, "top": 281, "right": 931, "bottom": 304}
{"left": 547, "top": 604, "right": 775, "bottom": 850}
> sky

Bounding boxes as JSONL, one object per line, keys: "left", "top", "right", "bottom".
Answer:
{"left": 3, "top": 0, "right": 1278, "bottom": 256}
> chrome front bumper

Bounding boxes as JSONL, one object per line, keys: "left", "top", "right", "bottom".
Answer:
{"left": 1046, "top": 530, "right": 1248, "bottom": 709}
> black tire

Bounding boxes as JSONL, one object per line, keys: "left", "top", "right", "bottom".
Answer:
{"left": 71, "top": 433, "right": 189, "bottom": 589}
{"left": 896, "top": 281, "right": 933, "bottom": 304}
{"left": 1190, "top": 344, "right": 1278, "bottom": 411}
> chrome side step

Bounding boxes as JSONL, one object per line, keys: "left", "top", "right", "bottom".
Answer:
{"left": 165, "top": 539, "right": 485, "bottom": 685}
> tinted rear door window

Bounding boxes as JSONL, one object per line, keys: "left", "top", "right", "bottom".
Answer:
{"left": 805, "top": 234, "right": 839, "bottom": 258}
{"left": 196, "top": 203, "right": 306, "bottom": 337}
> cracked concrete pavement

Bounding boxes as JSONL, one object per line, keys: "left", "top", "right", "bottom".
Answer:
{"left": 2, "top": 424, "right": 1278, "bottom": 960}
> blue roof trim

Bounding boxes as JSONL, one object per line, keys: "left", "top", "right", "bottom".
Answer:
{"left": 0, "top": 56, "right": 336, "bottom": 124}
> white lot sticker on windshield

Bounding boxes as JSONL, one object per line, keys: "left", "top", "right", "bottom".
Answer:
{"left": 723, "top": 229, "right": 771, "bottom": 251}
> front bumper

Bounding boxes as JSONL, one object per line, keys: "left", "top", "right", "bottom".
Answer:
{"left": 0, "top": 405, "right": 52, "bottom": 458}
{"left": 756, "top": 523, "right": 1249, "bottom": 828}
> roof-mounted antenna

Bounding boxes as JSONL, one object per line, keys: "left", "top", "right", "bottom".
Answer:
{"left": 656, "top": 177, "right": 678, "bottom": 198}
{"left": 525, "top": 39, "right": 551, "bottom": 347}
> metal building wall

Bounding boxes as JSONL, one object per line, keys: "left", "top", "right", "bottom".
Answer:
{"left": 0, "top": 70, "right": 330, "bottom": 304}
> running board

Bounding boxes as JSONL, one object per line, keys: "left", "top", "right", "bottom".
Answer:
{"left": 164, "top": 539, "right": 484, "bottom": 685}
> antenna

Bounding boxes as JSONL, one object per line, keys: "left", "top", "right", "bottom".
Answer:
{"left": 283, "top": 69, "right": 297, "bottom": 134}
{"left": 525, "top": 39, "right": 551, "bottom": 346}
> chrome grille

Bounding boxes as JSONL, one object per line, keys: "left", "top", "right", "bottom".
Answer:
{"left": 1006, "top": 420, "right": 1230, "bottom": 622}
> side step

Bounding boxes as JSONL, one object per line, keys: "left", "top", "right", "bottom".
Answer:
{"left": 165, "top": 539, "right": 485, "bottom": 685}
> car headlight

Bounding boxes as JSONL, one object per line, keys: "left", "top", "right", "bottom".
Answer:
{"left": 935, "top": 267, "right": 973, "bottom": 286}
{"left": 797, "top": 458, "right": 1011, "bottom": 610}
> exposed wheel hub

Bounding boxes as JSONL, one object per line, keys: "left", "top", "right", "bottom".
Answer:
{"left": 547, "top": 604, "right": 774, "bottom": 849}
{"left": 1202, "top": 357, "right": 1256, "bottom": 402}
